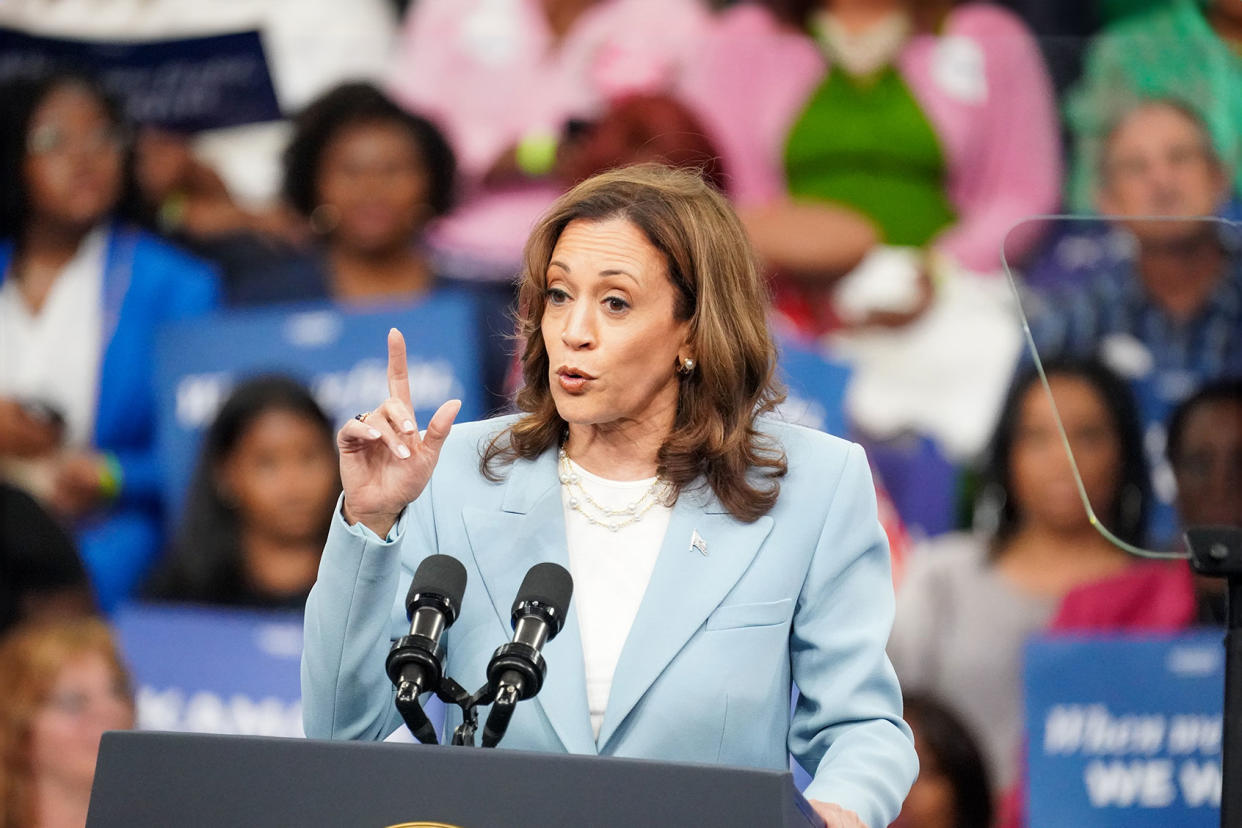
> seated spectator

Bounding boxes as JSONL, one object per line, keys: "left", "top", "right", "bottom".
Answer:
{"left": 894, "top": 692, "right": 993, "bottom": 828}
{"left": 678, "top": 1, "right": 1060, "bottom": 512}
{"left": 1169, "top": 378, "right": 1242, "bottom": 622}
{"left": 1046, "top": 378, "right": 1242, "bottom": 636}
{"left": 1027, "top": 98, "right": 1241, "bottom": 544}
{"left": 0, "top": 70, "right": 219, "bottom": 612}
{"left": 385, "top": 0, "right": 711, "bottom": 283}
{"left": 234, "top": 83, "right": 455, "bottom": 308}
{"left": 144, "top": 376, "right": 339, "bottom": 610}
{"left": 233, "top": 83, "right": 513, "bottom": 411}
{"left": 680, "top": 0, "right": 1061, "bottom": 330}
{"left": 0, "top": 0, "right": 399, "bottom": 218}
{"left": 889, "top": 359, "right": 1150, "bottom": 792}
{"left": 0, "top": 618, "right": 135, "bottom": 828}
{"left": 1064, "top": 0, "right": 1242, "bottom": 212}
{"left": 0, "top": 483, "right": 94, "bottom": 637}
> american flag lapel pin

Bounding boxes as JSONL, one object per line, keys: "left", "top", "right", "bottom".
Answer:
{"left": 690, "top": 530, "right": 708, "bottom": 557}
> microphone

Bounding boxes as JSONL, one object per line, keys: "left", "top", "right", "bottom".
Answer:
{"left": 385, "top": 554, "right": 467, "bottom": 744}
{"left": 481, "top": 562, "right": 574, "bottom": 748}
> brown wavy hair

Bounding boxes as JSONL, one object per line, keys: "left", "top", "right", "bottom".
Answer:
{"left": 482, "top": 163, "right": 787, "bottom": 522}
{"left": 0, "top": 618, "right": 135, "bottom": 828}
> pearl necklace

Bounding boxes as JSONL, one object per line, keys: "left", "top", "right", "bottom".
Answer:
{"left": 558, "top": 448, "right": 667, "bottom": 532}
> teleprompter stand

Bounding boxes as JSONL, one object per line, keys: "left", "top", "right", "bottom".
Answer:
{"left": 86, "top": 731, "right": 823, "bottom": 827}
{"left": 1185, "top": 527, "right": 1242, "bottom": 828}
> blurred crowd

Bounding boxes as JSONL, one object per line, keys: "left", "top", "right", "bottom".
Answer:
{"left": 1, "top": 1, "right": 1241, "bottom": 826}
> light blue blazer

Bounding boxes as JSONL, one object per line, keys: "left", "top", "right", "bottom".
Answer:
{"left": 301, "top": 416, "right": 916, "bottom": 828}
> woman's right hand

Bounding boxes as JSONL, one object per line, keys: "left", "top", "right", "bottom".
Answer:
{"left": 0, "top": 398, "right": 63, "bottom": 457}
{"left": 338, "top": 328, "right": 460, "bottom": 537}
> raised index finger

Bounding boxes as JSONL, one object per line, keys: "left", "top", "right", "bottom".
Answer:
{"left": 386, "top": 328, "right": 413, "bottom": 408}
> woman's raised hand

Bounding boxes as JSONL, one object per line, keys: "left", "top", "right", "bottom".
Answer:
{"left": 338, "top": 328, "right": 460, "bottom": 537}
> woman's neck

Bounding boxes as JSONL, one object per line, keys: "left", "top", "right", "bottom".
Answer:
{"left": 1209, "top": 5, "right": 1242, "bottom": 47}
{"left": 239, "top": 531, "right": 322, "bottom": 599}
{"left": 13, "top": 218, "right": 95, "bottom": 313}
{"left": 995, "top": 522, "right": 1131, "bottom": 598}
{"left": 825, "top": 0, "right": 904, "bottom": 32}
{"left": 564, "top": 412, "right": 674, "bottom": 481}
{"left": 32, "top": 775, "right": 92, "bottom": 828}
{"left": 327, "top": 244, "right": 433, "bottom": 303}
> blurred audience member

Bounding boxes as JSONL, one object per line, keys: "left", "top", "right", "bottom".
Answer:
{"left": 681, "top": 0, "right": 1061, "bottom": 326}
{"left": 0, "top": 483, "right": 93, "bottom": 637}
{"left": 385, "top": 0, "right": 710, "bottom": 282}
{"left": 236, "top": 82, "right": 455, "bottom": 307}
{"left": 258, "top": 82, "right": 511, "bottom": 411}
{"left": 0, "top": 71, "right": 219, "bottom": 612}
{"left": 889, "top": 359, "right": 1149, "bottom": 792}
{"left": 677, "top": 0, "right": 1059, "bottom": 477}
{"left": 1027, "top": 99, "right": 1240, "bottom": 543}
{"left": 1065, "top": 0, "right": 1242, "bottom": 212}
{"left": 894, "top": 692, "right": 994, "bottom": 828}
{"left": 0, "top": 0, "right": 398, "bottom": 215}
{"left": 144, "top": 376, "right": 339, "bottom": 610}
{"left": 0, "top": 618, "right": 135, "bottom": 828}
{"left": 1169, "top": 378, "right": 1242, "bottom": 623}
{"left": 1045, "top": 379, "right": 1242, "bottom": 636}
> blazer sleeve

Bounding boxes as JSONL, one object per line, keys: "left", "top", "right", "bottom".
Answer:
{"left": 789, "top": 443, "right": 918, "bottom": 828}
{"left": 301, "top": 486, "right": 438, "bottom": 741}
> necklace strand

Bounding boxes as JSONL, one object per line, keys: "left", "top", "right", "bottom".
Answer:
{"left": 558, "top": 448, "right": 667, "bottom": 532}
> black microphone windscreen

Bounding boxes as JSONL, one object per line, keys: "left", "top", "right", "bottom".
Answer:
{"left": 512, "top": 562, "right": 574, "bottom": 617}
{"left": 407, "top": 554, "right": 468, "bottom": 616}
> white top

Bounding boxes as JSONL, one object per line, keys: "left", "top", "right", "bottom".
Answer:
{"left": 560, "top": 456, "right": 672, "bottom": 741}
{"left": 0, "top": 225, "right": 106, "bottom": 448}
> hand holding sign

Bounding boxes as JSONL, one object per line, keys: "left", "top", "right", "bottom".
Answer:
{"left": 338, "top": 328, "right": 460, "bottom": 537}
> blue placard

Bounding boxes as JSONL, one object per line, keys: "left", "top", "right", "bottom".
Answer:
{"left": 1026, "top": 633, "right": 1223, "bottom": 827}
{"left": 114, "top": 604, "right": 304, "bottom": 736}
{"left": 154, "top": 294, "right": 486, "bottom": 524}
{"left": 775, "top": 335, "right": 851, "bottom": 438}
{"left": 0, "top": 27, "right": 281, "bottom": 131}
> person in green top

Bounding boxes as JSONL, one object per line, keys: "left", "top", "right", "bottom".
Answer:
{"left": 1065, "top": 0, "right": 1242, "bottom": 212}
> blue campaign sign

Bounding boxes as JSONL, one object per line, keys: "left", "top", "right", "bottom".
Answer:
{"left": 775, "top": 335, "right": 851, "bottom": 438}
{"left": 0, "top": 27, "right": 281, "bottom": 131}
{"left": 154, "top": 294, "right": 486, "bottom": 523}
{"left": 1026, "top": 633, "right": 1223, "bottom": 827}
{"left": 114, "top": 604, "right": 304, "bottom": 737}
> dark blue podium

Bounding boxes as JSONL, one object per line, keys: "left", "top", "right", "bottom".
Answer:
{"left": 87, "top": 731, "right": 823, "bottom": 827}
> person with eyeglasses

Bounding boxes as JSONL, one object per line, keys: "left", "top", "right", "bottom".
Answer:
{"left": 0, "top": 618, "right": 135, "bottom": 828}
{"left": 0, "top": 69, "right": 219, "bottom": 613}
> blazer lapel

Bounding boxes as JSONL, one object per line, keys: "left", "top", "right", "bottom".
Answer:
{"left": 462, "top": 449, "right": 597, "bottom": 756}
{"left": 596, "top": 489, "right": 774, "bottom": 749}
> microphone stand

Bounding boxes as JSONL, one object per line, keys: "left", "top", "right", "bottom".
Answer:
{"left": 1184, "top": 526, "right": 1242, "bottom": 828}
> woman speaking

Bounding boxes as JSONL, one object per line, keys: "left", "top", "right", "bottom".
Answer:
{"left": 301, "top": 165, "right": 916, "bottom": 828}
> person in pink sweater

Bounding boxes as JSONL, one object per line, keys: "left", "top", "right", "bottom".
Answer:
{"left": 679, "top": 0, "right": 1062, "bottom": 331}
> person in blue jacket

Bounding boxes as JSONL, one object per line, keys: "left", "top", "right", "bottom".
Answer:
{"left": 0, "top": 70, "right": 219, "bottom": 612}
{"left": 301, "top": 165, "right": 916, "bottom": 828}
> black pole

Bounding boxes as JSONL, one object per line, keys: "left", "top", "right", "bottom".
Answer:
{"left": 1185, "top": 527, "right": 1242, "bottom": 828}
{"left": 1223, "top": 575, "right": 1242, "bottom": 828}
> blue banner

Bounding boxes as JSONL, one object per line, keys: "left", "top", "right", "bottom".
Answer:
{"left": 154, "top": 294, "right": 487, "bottom": 523}
{"left": 775, "top": 336, "right": 851, "bottom": 438}
{"left": 0, "top": 27, "right": 281, "bottom": 131}
{"left": 1026, "top": 633, "right": 1223, "bottom": 827}
{"left": 114, "top": 604, "right": 304, "bottom": 737}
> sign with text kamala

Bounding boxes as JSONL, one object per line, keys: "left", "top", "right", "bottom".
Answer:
{"left": 1025, "top": 634, "right": 1222, "bottom": 827}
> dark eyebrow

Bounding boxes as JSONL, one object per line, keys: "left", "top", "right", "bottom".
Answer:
{"left": 547, "top": 261, "right": 639, "bottom": 286}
